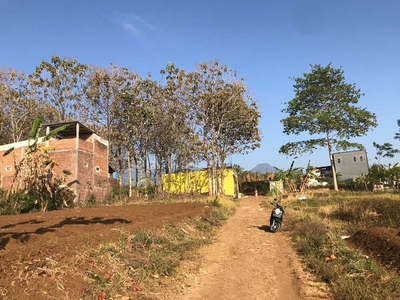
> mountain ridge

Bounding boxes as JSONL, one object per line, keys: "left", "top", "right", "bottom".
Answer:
{"left": 250, "top": 163, "right": 278, "bottom": 173}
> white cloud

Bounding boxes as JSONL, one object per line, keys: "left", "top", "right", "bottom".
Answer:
{"left": 122, "top": 21, "right": 140, "bottom": 36}
{"left": 111, "top": 12, "right": 155, "bottom": 37}
{"left": 130, "top": 14, "right": 155, "bottom": 31}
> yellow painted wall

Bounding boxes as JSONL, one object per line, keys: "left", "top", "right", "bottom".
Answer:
{"left": 162, "top": 169, "right": 236, "bottom": 196}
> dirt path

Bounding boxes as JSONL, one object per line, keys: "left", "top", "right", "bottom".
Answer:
{"left": 173, "top": 196, "right": 331, "bottom": 300}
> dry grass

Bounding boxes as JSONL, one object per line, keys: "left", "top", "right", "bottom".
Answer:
{"left": 285, "top": 190, "right": 400, "bottom": 300}
{"left": 73, "top": 198, "right": 237, "bottom": 299}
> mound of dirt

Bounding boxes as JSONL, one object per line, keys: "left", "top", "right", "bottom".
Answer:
{"left": 346, "top": 227, "right": 400, "bottom": 273}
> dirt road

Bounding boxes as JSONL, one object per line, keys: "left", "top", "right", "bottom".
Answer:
{"left": 174, "top": 196, "right": 331, "bottom": 300}
{"left": 0, "top": 197, "right": 331, "bottom": 299}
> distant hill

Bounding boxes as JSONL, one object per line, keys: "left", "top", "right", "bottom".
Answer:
{"left": 250, "top": 163, "right": 278, "bottom": 173}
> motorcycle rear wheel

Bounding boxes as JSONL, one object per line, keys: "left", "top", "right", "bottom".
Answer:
{"left": 270, "top": 220, "right": 281, "bottom": 233}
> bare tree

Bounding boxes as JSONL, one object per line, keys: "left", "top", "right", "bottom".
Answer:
{"left": 0, "top": 68, "right": 55, "bottom": 144}
{"left": 30, "top": 55, "right": 89, "bottom": 122}
{"left": 185, "top": 61, "right": 261, "bottom": 196}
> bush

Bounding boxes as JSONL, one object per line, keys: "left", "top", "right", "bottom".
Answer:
{"left": 0, "top": 196, "right": 18, "bottom": 215}
{"left": 137, "top": 184, "right": 155, "bottom": 196}
{"left": 0, "top": 186, "right": 75, "bottom": 215}
{"left": 54, "top": 187, "right": 75, "bottom": 209}
{"left": 240, "top": 181, "right": 269, "bottom": 195}
{"left": 111, "top": 186, "right": 129, "bottom": 200}
{"left": 291, "top": 217, "right": 327, "bottom": 256}
{"left": 87, "top": 193, "right": 97, "bottom": 207}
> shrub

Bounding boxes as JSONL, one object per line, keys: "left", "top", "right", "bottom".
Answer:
{"left": 291, "top": 217, "right": 327, "bottom": 256}
{"left": 87, "top": 193, "right": 98, "bottom": 207}
{"left": 240, "top": 181, "right": 269, "bottom": 195}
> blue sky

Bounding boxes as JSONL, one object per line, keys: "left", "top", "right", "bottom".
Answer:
{"left": 1, "top": 0, "right": 399, "bottom": 171}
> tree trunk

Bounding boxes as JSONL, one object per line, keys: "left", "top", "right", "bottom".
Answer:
{"left": 156, "top": 156, "right": 163, "bottom": 194}
{"left": 219, "top": 154, "right": 226, "bottom": 196}
{"left": 204, "top": 134, "right": 213, "bottom": 196}
{"left": 117, "top": 148, "right": 123, "bottom": 193}
{"left": 133, "top": 156, "right": 139, "bottom": 188}
{"left": 327, "top": 131, "right": 338, "bottom": 191}
{"left": 211, "top": 133, "right": 218, "bottom": 196}
{"left": 127, "top": 151, "right": 132, "bottom": 197}
{"left": 208, "top": 173, "right": 213, "bottom": 196}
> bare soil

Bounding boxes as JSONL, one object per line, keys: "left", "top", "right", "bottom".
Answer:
{"left": 0, "top": 197, "right": 337, "bottom": 299}
{"left": 169, "top": 196, "right": 331, "bottom": 300}
{"left": 346, "top": 227, "right": 400, "bottom": 274}
{"left": 0, "top": 202, "right": 206, "bottom": 299}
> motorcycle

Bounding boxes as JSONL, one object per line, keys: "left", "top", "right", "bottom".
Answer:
{"left": 269, "top": 201, "right": 285, "bottom": 233}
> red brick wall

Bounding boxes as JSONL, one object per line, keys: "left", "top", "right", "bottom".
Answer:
{"left": 0, "top": 147, "right": 25, "bottom": 189}
{"left": 0, "top": 133, "right": 110, "bottom": 202}
{"left": 77, "top": 151, "right": 93, "bottom": 186}
{"left": 51, "top": 149, "right": 77, "bottom": 179}
{"left": 79, "top": 139, "right": 93, "bottom": 152}
{"left": 48, "top": 138, "right": 75, "bottom": 150}
{"left": 94, "top": 138, "right": 108, "bottom": 178}
{"left": 92, "top": 137, "right": 109, "bottom": 202}
{"left": 76, "top": 150, "right": 94, "bottom": 201}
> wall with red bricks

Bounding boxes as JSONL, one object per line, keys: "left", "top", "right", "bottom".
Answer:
{"left": 76, "top": 150, "right": 94, "bottom": 200}
{"left": 79, "top": 140, "right": 93, "bottom": 152}
{"left": 48, "top": 138, "right": 76, "bottom": 150}
{"left": 0, "top": 147, "right": 25, "bottom": 189}
{"left": 0, "top": 132, "right": 110, "bottom": 202}
{"left": 50, "top": 149, "right": 77, "bottom": 195}
{"left": 92, "top": 137, "right": 110, "bottom": 201}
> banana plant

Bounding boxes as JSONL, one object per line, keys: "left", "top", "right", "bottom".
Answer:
{"left": 386, "top": 163, "right": 400, "bottom": 190}
{"left": 274, "top": 161, "right": 302, "bottom": 194}
{"left": 3, "top": 118, "right": 69, "bottom": 212}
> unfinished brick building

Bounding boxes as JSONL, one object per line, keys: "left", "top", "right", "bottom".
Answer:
{"left": 0, "top": 121, "right": 111, "bottom": 202}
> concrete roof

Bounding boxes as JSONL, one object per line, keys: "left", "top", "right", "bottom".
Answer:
{"left": 42, "top": 121, "right": 95, "bottom": 137}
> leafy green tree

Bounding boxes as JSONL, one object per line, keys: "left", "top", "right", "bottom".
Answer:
{"left": 387, "top": 163, "right": 400, "bottom": 189}
{"left": 352, "top": 173, "right": 371, "bottom": 191}
{"left": 368, "top": 163, "right": 386, "bottom": 185}
{"left": 372, "top": 142, "right": 399, "bottom": 171}
{"left": 395, "top": 119, "right": 400, "bottom": 140}
{"left": 298, "top": 160, "right": 318, "bottom": 193}
{"left": 280, "top": 64, "right": 378, "bottom": 191}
